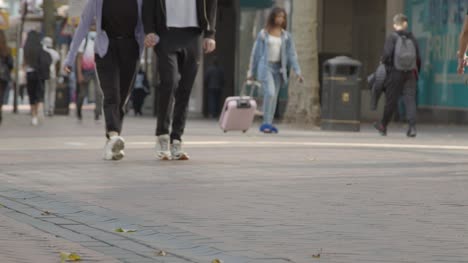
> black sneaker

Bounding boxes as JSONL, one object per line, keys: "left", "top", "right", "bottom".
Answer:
{"left": 373, "top": 122, "right": 387, "bottom": 136}
{"left": 407, "top": 125, "right": 417, "bottom": 138}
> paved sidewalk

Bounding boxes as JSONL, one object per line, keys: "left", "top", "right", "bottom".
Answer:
{"left": 1, "top": 111, "right": 468, "bottom": 263}
{"left": 0, "top": 212, "right": 119, "bottom": 263}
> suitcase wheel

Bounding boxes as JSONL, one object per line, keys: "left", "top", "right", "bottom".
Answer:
{"left": 243, "top": 130, "right": 247, "bottom": 133}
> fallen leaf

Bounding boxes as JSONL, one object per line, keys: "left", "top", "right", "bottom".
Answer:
{"left": 312, "top": 248, "right": 322, "bottom": 259}
{"left": 41, "top": 211, "right": 51, "bottom": 216}
{"left": 60, "top": 252, "right": 81, "bottom": 262}
{"left": 156, "top": 250, "right": 167, "bottom": 256}
{"left": 114, "top": 228, "right": 137, "bottom": 233}
{"left": 212, "top": 259, "right": 224, "bottom": 263}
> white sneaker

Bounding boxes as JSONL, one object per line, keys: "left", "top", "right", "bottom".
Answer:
{"left": 156, "top": 135, "right": 171, "bottom": 160}
{"left": 31, "top": 117, "right": 39, "bottom": 126}
{"left": 171, "top": 140, "right": 189, "bottom": 161}
{"left": 104, "top": 136, "right": 125, "bottom": 161}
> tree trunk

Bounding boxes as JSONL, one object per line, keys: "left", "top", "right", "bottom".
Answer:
{"left": 284, "top": 0, "right": 321, "bottom": 126}
{"left": 43, "top": 0, "right": 55, "bottom": 38}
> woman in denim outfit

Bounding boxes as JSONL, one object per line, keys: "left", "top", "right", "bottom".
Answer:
{"left": 247, "top": 7, "right": 303, "bottom": 134}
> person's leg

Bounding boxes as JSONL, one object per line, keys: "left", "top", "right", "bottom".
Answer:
{"left": 207, "top": 89, "right": 216, "bottom": 118}
{"left": 155, "top": 36, "right": 179, "bottom": 137}
{"left": 48, "top": 78, "right": 57, "bottom": 115}
{"left": 134, "top": 90, "right": 144, "bottom": 115}
{"left": 403, "top": 73, "right": 417, "bottom": 137}
{"left": 37, "top": 80, "right": 46, "bottom": 122}
{"left": 380, "top": 70, "right": 404, "bottom": 129}
{"left": 44, "top": 79, "right": 50, "bottom": 115}
{"left": 95, "top": 41, "right": 121, "bottom": 137}
{"left": 116, "top": 38, "right": 139, "bottom": 133}
{"left": 268, "top": 67, "right": 283, "bottom": 133}
{"left": 262, "top": 68, "right": 276, "bottom": 127}
{"left": 0, "top": 81, "right": 5, "bottom": 124}
{"left": 170, "top": 31, "right": 202, "bottom": 143}
{"left": 95, "top": 40, "right": 128, "bottom": 161}
{"left": 76, "top": 78, "right": 90, "bottom": 120}
{"left": 92, "top": 71, "right": 103, "bottom": 120}
{"left": 26, "top": 72, "right": 39, "bottom": 124}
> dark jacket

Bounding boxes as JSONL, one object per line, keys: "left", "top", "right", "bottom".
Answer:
{"left": 142, "top": 0, "right": 217, "bottom": 39}
{"left": 0, "top": 54, "right": 13, "bottom": 82}
{"left": 382, "top": 30, "right": 421, "bottom": 73}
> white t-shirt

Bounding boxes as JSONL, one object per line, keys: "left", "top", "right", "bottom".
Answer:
{"left": 268, "top": 35, "right": 282, "bottom": 62}
{"left": 165, "top": 0, "right": 199, "bottom": 28}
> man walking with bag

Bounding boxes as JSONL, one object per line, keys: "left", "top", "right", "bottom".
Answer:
{"left": 143, "top": 0, "right": 217, "bottom": 160}
{"left": 374, "top": 14, "right": 421, "bottom": 137}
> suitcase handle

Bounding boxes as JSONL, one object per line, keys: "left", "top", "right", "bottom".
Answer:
{"left": 240, "top": 80, "right": 262, "bottom": 98}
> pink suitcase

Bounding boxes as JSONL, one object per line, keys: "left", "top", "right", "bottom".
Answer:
{"left": 219, "top": 81, "right": 261, "bottom": 133}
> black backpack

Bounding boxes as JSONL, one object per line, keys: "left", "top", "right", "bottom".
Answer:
{"left": 393, "top": 33, "right": 417, "bottom": 71}
{"left": 37, "top": 49, "right": 52, "bottom": 80}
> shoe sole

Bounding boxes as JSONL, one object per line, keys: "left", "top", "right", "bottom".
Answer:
{"left": 112, "top": 138, "right": 125, "bottom": 161}
{"left": 156, "top": 152, "right": 172, "bottom": 161}
{"left": 172, "top": 153, "right": 189, "bottom": 161}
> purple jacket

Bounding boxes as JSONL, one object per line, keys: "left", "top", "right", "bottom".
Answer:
{"left": 64, "top": 0, "right": 145, "bottom": 69}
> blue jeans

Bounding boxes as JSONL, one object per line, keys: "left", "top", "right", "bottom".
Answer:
{"left": 262, "top": 62, "right": 283, "bottom": 125}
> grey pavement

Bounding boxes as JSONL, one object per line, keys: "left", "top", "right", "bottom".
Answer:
{"left": 1, "top": 110, "right": 468, "bottom": 263}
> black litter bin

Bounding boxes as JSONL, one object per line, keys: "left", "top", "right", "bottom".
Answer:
{"left": 54, "top": 76, "right": 70, "bottom": 115}
{"left": 321, "top": 56, "right": 362, "bottom": 132}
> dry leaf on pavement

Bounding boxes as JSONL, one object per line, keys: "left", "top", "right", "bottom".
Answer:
{"left": 156, "top": 250, "right": 167, "bottom": 256}
{"left": 60, "top": 252, "right": 81, "bottom": 262}
{"left": 114, "top": 228, "right": 137, "bottom": 233}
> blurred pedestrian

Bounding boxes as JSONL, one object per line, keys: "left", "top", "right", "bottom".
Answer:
{"left": 24, "top": 30, "right": 52, "bottom": 126}
{"left": 42, "top": 36, "right": 60, "bottom": 117}
{"left": 0, "top": 30, "right": 13, "bottom": 126}
{"left": 373, "top": 14, "right": 421, "bottom": 138}
{"left": 204, "top": 58, "right": 224, "bottom": 118}
{"left": 131, "top": 68, "right": 149, "bottom": 116}
{"left": 247, "top": 7, "right": 303, "bottom": 134}
{"left": 75, "top": 31, "right": 103, "bottom": 121}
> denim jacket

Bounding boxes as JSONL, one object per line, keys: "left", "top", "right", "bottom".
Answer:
{"left": 248, "top": 29, "right": 301, "bottom": 82}
{"left": 64, "top": 0, "right": 145, "bottom": 69}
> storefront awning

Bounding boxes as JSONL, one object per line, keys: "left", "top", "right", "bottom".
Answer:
{"left": 240, "top": 0, "right": 274, "bottom": 9}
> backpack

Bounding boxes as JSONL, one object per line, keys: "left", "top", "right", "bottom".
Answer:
{"left": 393, "top": 33, "right": 417, "bottom": 71}
{"left": 37, "top": 49, "right": 52, "bottom": 80}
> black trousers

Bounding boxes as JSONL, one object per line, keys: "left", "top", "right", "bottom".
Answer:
{"left": 95, "top": 38, "right": 139, "bottom": 137}
{"left": 155, "top": 28, "right": 202, "bottom": 142}
{"left": 381, "top": 69, "right": 417, "bottom": 128}
{"left": 26, "top": 72, "right": 45, "bottom": 105}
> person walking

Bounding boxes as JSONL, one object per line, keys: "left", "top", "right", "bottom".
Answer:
{"left": 64, "top": 0, "right": 145, "bottom": 161}
{"left": 143, "top": 0, "right": 218, "bottom": 160}
{"left": 0, "top": 30, "right": 13, "bottom": 126}
{"left": 204, "top": 58, "right": 224, "bottom": 118}
{"left": 247, "top": 7, "right": 303, "bottom": 134}
{"left": 42, "top": 37, "right": 60, "bottom": 117}
{"left": 131, "top": 68, "right": 149, "bottom": 116}
{"left": 374, "top": 14, "right": 421, "bottom": 137}
{"left": 24, "top": 30, "right": 52, "bottom": 126}
{"left": 75, "top": 31, "right": 103, "bottom": 121}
